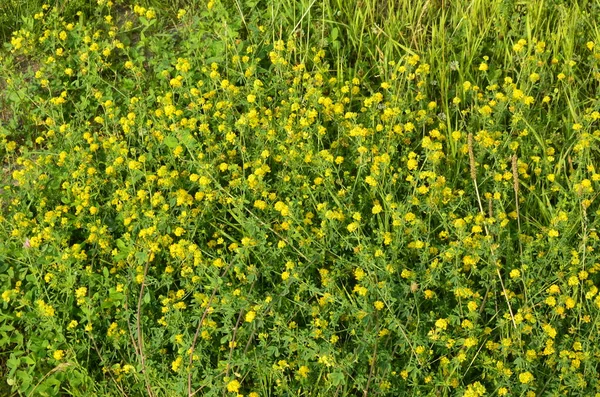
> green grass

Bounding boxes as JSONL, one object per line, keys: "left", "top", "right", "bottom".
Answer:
{"left": 1, "top": 0, "right": 600, "bottom": 396}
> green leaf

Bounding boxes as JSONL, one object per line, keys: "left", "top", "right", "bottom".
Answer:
{"left": 329, "top": 371, "right": 345, "bottom": 386}
{"left": 331, "top": 27, "right": 338, "bottom": 42}
{"left": 109, "top": 291, "right": 124, "bottom": 301}
{"left": 22, "top": 356, "right": 35, "bottom": 365}
{"left": 135, "top": 250, "right": 148, "bottom": 265}
{"left": 164, "top": 135, "right": 179, "bottom": 148}
{"left": 7, "top": 356, "right": 20, "bottom": 370}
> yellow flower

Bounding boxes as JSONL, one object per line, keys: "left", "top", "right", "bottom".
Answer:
{"left": 407, "top": 158, "right": 418, "bottom": 171}
{"left": 529, "top": 72, "right": 540, "bottom": 82}
{"left": 171, "top": 356, "right": 183, "bottom": 372}
{"left": 545, "top": 296, "right": 556, "bottom": 307}
{"left": 519, "top": 371, "right": 534, "bottom": 384}
{"left": 543, "top": 324, "right": 557, "bottom": 338}
{"left": 226, "top": 379, "right": 240, "bottom": 393}
{"left": 365, "top": 175, "right": 378, "bottom": 187}
{"left": 464, "top": 381, "right": 486, "bottom": 397}
{"left": 75, "top": 286, "right": 87, "bottom": 298}
{"left": 245, "top": 310, "right": 256, "bottom": 322}
{"left": 435, "top": 318, "right": 448, "bottom": 330}
{"left": 461, "top": 320, "right": 473, "bottom": 329}
{"left": 37, "top": 300, "right": 55, "bottom": 317}
{"left": 347, "top": 222, "right": 359, "bottom": 232}
{"left": 353, "top": 268, "right": 366, "bottom": 281}
{"left": 274, "top": 201, "right": 290, "bottom": 216}
{"left": 548, "top": 284, "right": 561, "bottom": 294}
{"left": 353, "top": 285, "right": 368, "bottom": 296}
{"left": 250, "top": 200, "right": 266, "bottom": 210}
{"left": 467, "top": 301, "right": 478, "bottom": 312}
{"left": 53, "top": 350, "right": 65, "bottom": 360}
{"left": 1, "top": 290, "right": 12, "bottom": 303}
{"left": 170, "top": 76, "right": 183, "bottom": 88}
{"left": 297, "top": 365, "right": 310, "bottom": 378}
{"left": 374, "top": 301, "right": 385, "bottom": 310}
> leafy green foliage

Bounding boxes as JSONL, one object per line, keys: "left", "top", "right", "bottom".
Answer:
{"left": 1, "top": 0, "right": 600, "bottom": 396}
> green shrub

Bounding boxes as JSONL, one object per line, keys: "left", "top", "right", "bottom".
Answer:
{"left": 1, "top": 1, "right": 600, "bottom": 396}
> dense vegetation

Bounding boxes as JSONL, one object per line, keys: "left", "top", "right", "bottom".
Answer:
{"left": 1, "top": 0, "right": 600, "bottom": 396}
